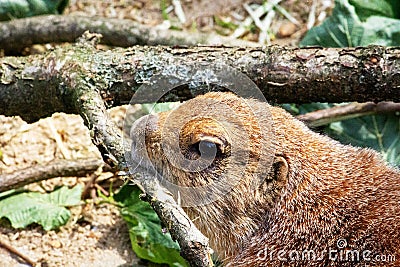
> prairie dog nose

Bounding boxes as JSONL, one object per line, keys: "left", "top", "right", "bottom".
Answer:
{"left": 130, "top": 114, "right": 160, "bottom": 164}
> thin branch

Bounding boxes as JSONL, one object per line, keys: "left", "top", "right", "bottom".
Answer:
{"left": 307, "top": 0, "right": 317, "bottom": 29}
{"left": 298, "top": 102, "right": 400, "bottom": 127}
{"left": 81, "top": 172, "right": 99, "bottom": 199}
{"left": 273, "top": 3, "right": 300, "bottom": 26}
{"left": 232, "top": 3, "right": 276, "bottom": 38}
{"left": 172, "top": 0, "right": 187, "bottom": 24}
{"left": 0, "top": 158, "right": 104, "bottom": 192}
{"left": 0, "top": 239, "right": 37, "bottom": 266}
{"left": 0, "top": 15, "right": 256, "bottom": 55}
{"left": 46, "top": 119, "right": 71, "bottom": 159}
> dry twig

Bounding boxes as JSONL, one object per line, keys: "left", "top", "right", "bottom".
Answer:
{"left": 0, "top": 15, "right": 256, "bottom": 55}
{"left": 298, "top": 102, "right": 400, "bottom": 127}
{"left": 0, "top": 158, "right": 104, "bottom": 192}
{"left": 0, "top": 239, "right": 37, "bottom": 266}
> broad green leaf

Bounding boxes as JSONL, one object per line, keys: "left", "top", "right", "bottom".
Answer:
{"left": 348, "top": 0, "right": 395, "bottom": 20}
{"left": 388, "top": 0, "right": 400, "bottom": 18}
{"left": 327, "top": 114, "right": 400, "bottom": 166}
{"left": 360, "top": 16, "right": 400, "bottom": 46}
{"left": 300, "top": 0, "right": 400, "bottom": 47}
{"left": 114, "top": 185, "right": 189, "bottom": 267}
{"left": 0, "top": 0, "right": 69, "bottom": 21}
{"left": 0, "top": 185, "right": 82, "bottom": 230}
{"left": 300, "top": 0, "right": 363, "bottom": 47}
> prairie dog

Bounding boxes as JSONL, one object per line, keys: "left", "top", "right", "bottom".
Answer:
{"left": 130, "top": 92, "right": 400, "bottom": 266}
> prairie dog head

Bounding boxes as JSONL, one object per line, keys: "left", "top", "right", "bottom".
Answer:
{"left": 130, "top": 92, "right": 289, "bottom": 259}
{"left": 130, "top": 92, "right": 286, "bottom": 204}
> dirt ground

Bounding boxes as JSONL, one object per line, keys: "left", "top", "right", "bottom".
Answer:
{"left": 0, "top": 1, "right": 332, "bottom": 266}
{"left": 0, "top": 112, "right": 143, "bottom": 267}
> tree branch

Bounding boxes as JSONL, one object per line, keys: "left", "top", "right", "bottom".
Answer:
{"left": 0, "top": 15, "right": 256, "bottom": 55}
{"left": 1, "top": 43, "right": 399, "bottom": 123}
{"left": 0, "top": 239, "right": 37, "bottom": 266}
{"left": 298, "top": 102, "right": 400, "bottom": 127}
{"left": 67, "top": 33, "right": 213, "bottom": 266}
{"left": 0, "top": 158, "right": 104, "bottom": 192}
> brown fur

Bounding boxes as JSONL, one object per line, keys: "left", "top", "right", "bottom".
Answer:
{"left": 130, "top": 92, "right": 400, "bottom": 266}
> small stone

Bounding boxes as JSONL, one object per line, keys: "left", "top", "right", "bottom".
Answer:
{"left": 49, "top": 240, "right": 62, "bottom": 249}
{"left": 278, "top": 22, "right": 297, "bottom": 38}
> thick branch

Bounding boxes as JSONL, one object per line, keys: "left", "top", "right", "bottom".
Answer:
{"left": 0, "top": 158, "right": 104, "bottom": 192}
{"left": 0, "top": 15, "right": 255, "bottom": 55}
{"left": 1, "top": 44, "right": 399, "bottom": 123}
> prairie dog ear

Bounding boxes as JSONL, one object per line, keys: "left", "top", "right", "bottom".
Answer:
{"left": 271, "top": 156, "right": 289, "bottom": 183}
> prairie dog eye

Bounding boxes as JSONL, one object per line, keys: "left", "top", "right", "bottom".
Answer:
{"left": 198, "top": 140, "right": 218, "bottom": 158}
{"left": 188, "top": 136, "right": 230, "bottom": 160}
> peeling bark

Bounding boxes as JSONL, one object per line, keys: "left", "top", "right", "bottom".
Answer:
{"left": 1, "top": 43, "right": 399, "bottom": 123}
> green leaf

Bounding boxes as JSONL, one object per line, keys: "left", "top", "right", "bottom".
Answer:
{"left": 300, "top": 0, "right": 363, "bottom": 47}
{"left": 348, "top": 0, "right": 395, "bottom": 20}
{"left": 114, "top": 185, "right": 189, "bottom": 267}
{"left": 0, "top": 185, "right": 82, "bottom": 230}
{"left": 300, "top": 0, "right": 400, "bottom": 47}
{"left": 281, "top": 103, "right": 332, "bottom": 116}
{"left": 327, "top": 113, "right": 400, "bottom": 166}
{"left": 214, "top": 16, "right": 238, "bottom": 30}
{"left": 298, "top": 103, "right": 333, "bottom": 115}
{"left": 0, "top": 0, "right": 69, "bottom": 21}
{"left": 388, "top": 0, "right": 400, "bottom": 18}
{"left": 141, "top": 102, "right": 178, "bottom": 114}
{"left": 359, "top": 16, "right": 400, "bottom": 46}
